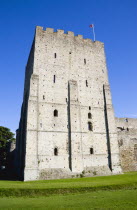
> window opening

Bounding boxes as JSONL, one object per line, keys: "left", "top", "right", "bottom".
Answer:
{"left": 53, "top": 75, "right": 56, "bottom": 83}
{"left": 43, "top": 95, "right": 45, "bottom": 100}
{"left": 54, "top": 109, "right": 58, "bottom": 117}
{"left": 84, "top": 59, "right": 86, "bottom": 64}
{"left": 88, "top": 122, "right": 93, "bottom": 131}
{"left": 88, "top": 113, "right": 92, "bottom": 119}
{"left": 90, "top": 148, "right": 94, "bottom": 154}
{"left": 54, "top": 53, "right": 57, "bottom": 58}
{"left": 86, "top": 80, "right": 88, "bottom": 87}
{"left": 89, "top": 106, "right": 91, "bottom": 110}
{"left": 54, "top": 148, "right": 58, "bottom": 156}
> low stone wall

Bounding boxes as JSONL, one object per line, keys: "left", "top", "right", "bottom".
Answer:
{"left": 116, "top": 118, "right": 137, "bottom": 172}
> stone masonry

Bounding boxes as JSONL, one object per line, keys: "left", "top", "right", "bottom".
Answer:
{"left": 116, "top": 118, "right": 137, "bottom": 172}
{"left": 16, "top": 26, "right": 122, "bottom": 181}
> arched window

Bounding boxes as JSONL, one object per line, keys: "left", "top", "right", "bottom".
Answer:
{"left": 88, "top": 122, "right": 93, "bottom": 131}
{"left": 54, "top": 109, "right": 58, "bottom": 117}
{"left": 54, "top": 147, "right": 58, "bottom": 156}
{"left": 88, "top": 113, "right": 92, "bottom": 119}
{"left": 89, "top": 106, "right": 91, "bottom": 110}
{"left": 90, "top": 147, "right": 94, "bottom": 154}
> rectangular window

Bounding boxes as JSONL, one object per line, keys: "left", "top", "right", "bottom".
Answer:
{"left": 88, "top": 122, "right": 93, "bottom": 131}
{"left": 90, "top": 148, "right": 94, "bottom": 154}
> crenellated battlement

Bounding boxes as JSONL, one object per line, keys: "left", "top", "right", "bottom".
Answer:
{"left": 36, "top": 26, "right": 104, "bottom": 46}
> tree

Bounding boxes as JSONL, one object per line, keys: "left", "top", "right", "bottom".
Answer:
{"left": 0, "top": 126, "right": 15, "bottom": 168}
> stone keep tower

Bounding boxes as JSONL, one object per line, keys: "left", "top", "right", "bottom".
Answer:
{"left": 16, "top": 26, "right": 122, "bottom": 181}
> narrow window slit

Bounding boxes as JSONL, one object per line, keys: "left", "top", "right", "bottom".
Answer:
{"left": 53, "top": 75, "right": 56, "bottom": 83}
{"left": 54, "top": 109, "right": 58, "bottom": 117}
{"left": 86, "top": 80, "right": 88, "bottom": 87}
{"left": 90, "top": 148, "right": 94, "bottom": 154}
{"left": 88, "top": 122, "right": 93, "bottom": 131}
{"left": 88, "top": 113, "right": 92, "bottom": 119}
{"left": 54, "top": 148, "right": 58, "bottom": 156}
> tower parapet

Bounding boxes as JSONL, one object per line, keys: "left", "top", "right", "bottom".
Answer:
{"left": 36, "top": 26, "right": 104, "bottom": 46}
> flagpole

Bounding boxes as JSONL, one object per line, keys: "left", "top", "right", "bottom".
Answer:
{"left": 93, "top": 25, "right": 96, "bottom": 42}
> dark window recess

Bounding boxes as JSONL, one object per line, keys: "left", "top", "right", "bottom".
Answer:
{"left": 84, "top": 59, "right": 86, "bottom": 64}
{"left": 43, "top": 95, "right": 45, "bottom": 100}
{"left": 54, "top": 109, "right": 58, "bottom": 117}
{"left": 54, "top": 53, "right": 57, "bottom": 58}
{"left": 69, "top": 52, "right": 71, "bottom": 54}
{"left": 86, "top": 80, "right": 88, "bottom": 87}
{"left": 90, "top": 148, "right": 94, "bottom": 154}
{"left": 66, "top": 98, "right": 67, "bottom": 102}
{"left": 54, "top": 148, "right": 58, "bottom": 156}
{"left": 89, "top": 106, "right": 91, "bottom": 110}
{"left": 53, "top": 75, "right": 56, "bottom": 83}
{"left": 88, "top": 113, "right": 92, "bottom": 119}
{"left": 88, "top": 122, "right": 93, "bottom": 131}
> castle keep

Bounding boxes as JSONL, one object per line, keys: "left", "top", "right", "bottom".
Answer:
{"left": 16, "top": 26, "right": 122, "bottom": 181}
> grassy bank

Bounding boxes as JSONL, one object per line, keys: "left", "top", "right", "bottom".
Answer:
{"left": 0, "top": 189, "right": 137, "bottom": 209}
{"left": 0, "top": 172, "right": 137, "bottom": 197}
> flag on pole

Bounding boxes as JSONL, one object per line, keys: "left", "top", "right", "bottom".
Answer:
{"left": 89, "top": 24, "right": 96, "bottom": 42}
{"left": 89, "top": 24, "right": 94, "bottom": 28}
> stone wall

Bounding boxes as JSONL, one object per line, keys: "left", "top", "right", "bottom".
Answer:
{"left": 116, "top": 118, "right": 137, "bottom": 172}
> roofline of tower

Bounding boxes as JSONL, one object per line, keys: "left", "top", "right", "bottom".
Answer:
{"left": 35, "top": 26, "right": 104, "bottom": 46}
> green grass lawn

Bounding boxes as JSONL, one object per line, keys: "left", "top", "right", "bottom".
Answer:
{"left": 0, "top": 189, "right": 137, "bottom": 209}
{"left": 0, "top": 172, "right": 137, "bottom": 209}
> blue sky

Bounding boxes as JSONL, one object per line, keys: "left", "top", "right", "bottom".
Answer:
{"left": 0, "top": 0, "right": 137, "bottom": 133}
